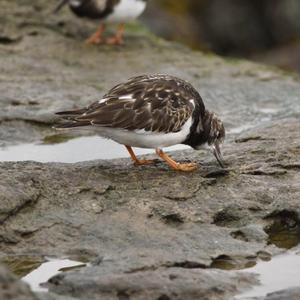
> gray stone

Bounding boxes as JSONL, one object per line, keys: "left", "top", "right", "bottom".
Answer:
{"left": 36, "top": 293, "right": 76, "bottom": 300}
{"left": 265, "top": 287, "right": 300, "bottom": 300}
{"left": 0, "top": 265, "right": 37, "bottom": 300}
{"left": 47, "top": 262, "right": 256, "bottom": 300}
{"left": 0, "top": 120, "right": 299, "bottom": 299}
{"left": 230, "top": 225, "right": 268, "bottom": 243}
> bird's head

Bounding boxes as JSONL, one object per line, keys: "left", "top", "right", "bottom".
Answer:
{"left": 194, "top": 110, "right": 225, "bottom": 167}
{"left": 207, "top": 112, "right": 225, "bottom": 167}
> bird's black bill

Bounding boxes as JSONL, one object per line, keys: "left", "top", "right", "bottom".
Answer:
{"left": 212, "top": 143, "right": 225, "bottom": 168}
{"left": 53, "top": 0, "right": 69, "bottom": 13}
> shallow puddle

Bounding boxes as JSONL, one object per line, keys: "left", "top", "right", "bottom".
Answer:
{"left": 0, "top": 136, "right": 189, "bottom": 163}
{"left": 1, "top": 255, "right": 45, "bottom": 278}
{"left": 235, "top": 251, "right": 300, "bottom": 299}
{"left": 21, "top": 258, "right": 87, "bottom": 292}
{"left": 210, "top": 255, "right": 258, "bottom": 271}
{"left": 266, "top": 215, "right": 300, "bottom": 250}
{"left": 1, "top": 255, "right": 87, "bottom": 292}
{"left": 3, "top": 252, "right": 300, "bottom": 297}
{"left": 268, "top": 227, "right": 300, "bottom": 250}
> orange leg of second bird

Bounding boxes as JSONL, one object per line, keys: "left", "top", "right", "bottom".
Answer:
{"left": 106, "top": 23, "right": 125, "bottom": 45}
{"left": 125, "top": 146, "right": 155, "bottom": 166}
{"left": 156, "top": 148, "right": 198, "bottom": 172}
{"left": 85, "top": 24, "right": 106, "bottom": 45}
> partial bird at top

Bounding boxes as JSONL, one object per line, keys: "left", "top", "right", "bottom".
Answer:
{"left": 54, "top": 0, "right": 148, "bottom": 45}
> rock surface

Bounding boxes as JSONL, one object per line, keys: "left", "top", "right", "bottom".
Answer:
{"left": 47, "top": 264, "right": 255, "bottom": 300}
{"left": 1, "top": 119, "right": 299, "bottom": 299}
{"left": 0, "top": 1, "right": 300, "bottom": 300}
{"left": 0, "top": 265, "right": 36, "bottom": 300}
{"left": 265, "top": 288, "right": 300, "bottom": 300}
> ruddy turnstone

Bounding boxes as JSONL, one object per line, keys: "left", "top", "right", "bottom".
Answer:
{"left": 54, "top": 0, "right": 147, "bottom": 45}
{"left": 55, "top": 75, "right": 225, "bottom": 171}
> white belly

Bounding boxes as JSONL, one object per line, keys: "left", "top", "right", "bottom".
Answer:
{"left": 94, "top": 117, "right": 192, "bottom": 149}
{"left": 105, "top": 0, "right": 146, "bottom": 23}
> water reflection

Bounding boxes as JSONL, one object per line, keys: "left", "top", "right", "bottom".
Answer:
{"left": 235, "top": 252, "right": 300, "bottom": 299}
{"left": 0, "top": 136, "right": 189, "bottom": 163}
{"left": 1, "top": 256, "right": 45, "bottom": 278}
{"left": 22, "top": 258, "right": 86, "bottom": 292}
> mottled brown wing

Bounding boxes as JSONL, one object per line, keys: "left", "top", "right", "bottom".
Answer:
{"left": 75, "top": 75, "right": 196, "bottom": 133}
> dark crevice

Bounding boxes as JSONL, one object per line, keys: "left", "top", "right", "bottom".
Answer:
{"left": 170, "top": 261, "right": 206, "bottom": 269}
{"left": 241, "top": 168, "right": 287, "bottom": 176}
{"left": 0, "top": 36, "right": 21, "bottom": 44}
{"left": 117, "top": 290, "right": 131, "bottom": 300}
{"left": 272, "top": 163, "right": 300, "bottom": 170}
{"left": 203, "top": 169, "right": 230, "bottom": 178}
{"left": 235, "top": 136, "right": 275, "bottom": 143}
{"left": 157, "top": 295, "right": 171, "bottom": 300}
{"left": 230, "top": 230, "right": 249, "bottom": 242}
{"left": 212, "top": 205, "right": 249, "bottom": 227}
{"left": 161, "top": 213, "right": 185, "bottom": 225}
{"left": 0, "top": 192, "right": 42, "bottom": 226}
{"left": 126, "top": 260, "right": 207, "bottom": 274}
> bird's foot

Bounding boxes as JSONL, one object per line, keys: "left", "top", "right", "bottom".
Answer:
{"left": 133, "top": 159, "right": 156, "bottom": 166}
{"left": 172, "top": 163, "right": 198, "bottom": 172}
{"left": 105, "top": 36, "right": 124, "bottom": 45}
{"left": 85, "top": 34, "right": 103, "bottom": 45}
{"left": 155, "top": 148, "right": 198, "bottom": 172}
{"left": 125, "top": 146, "right": 156, "bottom": 167}
{"left": 85, "top": 24, "right": 105, "bottom": 45}
{"left": 105, "top": 23, "right": 125, "bottom": 45}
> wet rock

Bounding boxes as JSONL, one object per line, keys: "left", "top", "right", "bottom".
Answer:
{"left": 0, "top": 265, "right": 36, "bottom": 300}
{"left": 265, "top": 287, "right": 300, "bottom": 300}
{"left": 0, "top": 174, "right": 41, "bottom": 224}
{"left": 46, "top": 259, "right": 256, "bottom": 300}
{"left": 36, "top": 293, "right": 76, "bottom": 300}
{"left": 0, "top": 119, "right": 298, "bottom": 298}
{"left": 230, "top": 225, "right": 268, "bottom": 243}
{"left": 213, "top": 204, "right": 252, "bottom": 227}
{"left": 0, "top": 120, "right": 298, "bottom": 257}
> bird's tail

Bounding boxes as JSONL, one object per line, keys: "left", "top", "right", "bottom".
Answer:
{"left": 55, "top": 107, "right": 88, "bottom": 116}
{"left": 54, "top": 107, "right": 90, "bottom": 129}
{"left": 54, "top": 121, "right": 91, "bottom": 130}
{"left": 53, "top": 0, "right": 69, "bottom": 13}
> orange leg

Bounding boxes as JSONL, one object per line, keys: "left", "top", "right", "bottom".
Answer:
{"left": 85, "top": 24, "right": 106, "bottom": 45}
{"left": 125, "top": 146, "right": 155, "bottom": 166}
{"left": 106, "top": 23, "right": 125, "bottom": 45}
{"left": 156, "top": 148, "right": 198, "bottom": 172}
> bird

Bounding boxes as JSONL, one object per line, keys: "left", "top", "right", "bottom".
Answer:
{"left": 55, "top": 74, "right": 225, "bottom": 172}
{"left": 54, "top": 0, "right": 148, "bottom": 45}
